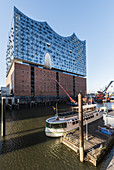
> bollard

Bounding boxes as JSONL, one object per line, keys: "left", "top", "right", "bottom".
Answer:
{"left": 1, "top": 97, "right": 6, "bottom": 137}
{"left": 78, "top": 93, "right": 84, "bottom": 162}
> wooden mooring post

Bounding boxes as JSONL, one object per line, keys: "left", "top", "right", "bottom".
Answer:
{"left": 1, "top": 97, "right": 6, "bottom": 137}
{"left": 78, "top": 93, "right": 84, "bottom": 162}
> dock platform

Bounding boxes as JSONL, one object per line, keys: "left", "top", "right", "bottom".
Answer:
{"left": 60, "top": 118, "right": 114, "bottom": 166}
{"left": 107, "top": 157, "right": 114, "bottom": 170}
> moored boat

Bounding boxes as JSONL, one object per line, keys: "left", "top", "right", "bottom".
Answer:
{"left": 103, "top": 109, "right": 114, "bottom": 128}
{"left": 67, "top": 102, "right": 78, "bottom": 106}
{"left": 99, "top": 127, "right": 114, "bottom": 135}
{"left": 45, "top": 104, "right": 106, "bottom": 137}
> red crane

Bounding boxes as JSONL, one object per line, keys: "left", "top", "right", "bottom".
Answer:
{"left": 95, "top": 81, "right": 114, "bottom": 102}
{"left": 54, "top": 79, "right": 76, "bottom": 103}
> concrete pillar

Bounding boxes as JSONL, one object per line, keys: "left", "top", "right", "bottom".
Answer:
{"left": 78, "top": 93, "right": 84, "bottom": 162}
{"left": 1, "top": 97, "right": 6, "bottom": 137}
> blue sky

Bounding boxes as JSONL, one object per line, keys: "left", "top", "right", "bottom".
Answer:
{"left": 0, "top": 0, "right": 114, "bottom": 93}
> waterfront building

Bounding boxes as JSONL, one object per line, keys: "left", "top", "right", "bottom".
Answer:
{"left": 6, "top": 7, "right": 86, "bottom": 102}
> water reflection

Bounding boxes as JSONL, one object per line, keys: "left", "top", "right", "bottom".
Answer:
{"left": 97, "top": 102, "right": 114, "bottom": 109}
{"left": 0, "top": 103, "right": 113, "bottom": 170}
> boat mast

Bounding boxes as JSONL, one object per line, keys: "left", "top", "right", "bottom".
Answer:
{"left": 56, "top": 103, "right": 58, "bottom": 117}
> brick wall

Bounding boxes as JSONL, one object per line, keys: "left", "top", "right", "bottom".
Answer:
{"left": 34, "top": 67, "right": 56, "bottom": 96}
{"left": 14, "top": 63, "right": 31, "bottom": 96}
{"left": 75, "top": 76, "right": 86, "bottom": 95}
{"left": 59, "top": 73, "right": 73, "bottom": 96}
{"left": 6, "top": 62, "right": 86, "bottom": 97}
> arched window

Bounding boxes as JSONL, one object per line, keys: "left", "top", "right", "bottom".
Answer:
{"left": 44, "top": 53, "right": 52, "bottom": 69}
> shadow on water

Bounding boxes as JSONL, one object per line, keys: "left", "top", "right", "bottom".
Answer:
{"left": 5, "top": 106, "right": 55, "bottom": 122}
{"left": 6, "top": 126, "right": 44, "bottom": 136}
{"left": 3, "top": 102, "right": 114, "bottom": 122}
{"left": 0, "top": 130, "right": 54, "bottom": 155}
{"left": 3, "top": 104, "right": 71, "bottom": 122}
{"left": 0, "top": 104, "right": 71, "bottom": 156}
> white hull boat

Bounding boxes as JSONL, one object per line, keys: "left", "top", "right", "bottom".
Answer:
{"left": 45, "top": 104, "right": 105, "bottom": 137}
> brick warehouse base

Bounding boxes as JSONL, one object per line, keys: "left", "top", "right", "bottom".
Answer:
{"left": 6, "top": 62, "right": 86, "bottom": 99}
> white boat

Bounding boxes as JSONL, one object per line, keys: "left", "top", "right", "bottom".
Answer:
{"left": 45, "top": 104, "right": 105, "bottom": 137}
{"left": 103, "top": 110, "right": 114, "bottom": 128}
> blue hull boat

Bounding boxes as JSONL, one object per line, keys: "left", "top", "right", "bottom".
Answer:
{"left": 100, "top": 127, "right": 114, "bottom": 135}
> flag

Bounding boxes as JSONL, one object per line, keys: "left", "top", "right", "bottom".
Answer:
{"left": 52, "top": 106, "right": 56, "bottom": 110}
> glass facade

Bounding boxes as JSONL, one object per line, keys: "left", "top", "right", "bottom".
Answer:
{"left": 6, "top": 7, "right": 86, "bottom": 77}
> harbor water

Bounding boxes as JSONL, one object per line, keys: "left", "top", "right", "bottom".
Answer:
{"left": 0, "top": 102, "right": 114, "bottom": 170}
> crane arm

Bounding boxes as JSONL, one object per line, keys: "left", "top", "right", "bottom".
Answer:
{"left": 55, "top": 79, "right": 76, "bottom": 103}
{"left": 103, "top": 81, "right": 114, "bottom": 92}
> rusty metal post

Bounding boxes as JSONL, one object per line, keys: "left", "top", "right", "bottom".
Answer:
{"left": 78, "top": 93, "right": 84, "bottom": 162}
{"left": 1, "top": 97, "right": 6, "bottom": 137}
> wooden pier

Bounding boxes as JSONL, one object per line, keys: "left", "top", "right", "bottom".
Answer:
{"left": 60, "top": 118, "right": 114, "bottom": 166}
{"left": 107, "top": 157, "right": 114, "bottom": 170}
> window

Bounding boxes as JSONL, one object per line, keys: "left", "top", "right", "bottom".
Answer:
{"left": 72, "top": 120, "right": 78, "bottom": 125}
{"left": 46, "top": 43, "right": 50, "bottom": 47}
{"left": 46, "top": 122, "right": 67, "bottom": 128}
{"left": 73, "top": 121, "right": 75, "bottom": 125}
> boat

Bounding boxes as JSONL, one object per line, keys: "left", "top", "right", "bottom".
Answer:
{"left": 45, "top": 104, "right": 106, "bottom": 137}
{"left": 95, "top": 81, "right": 114, "bottom": 103}
{"left": 95, "top": 92, "right": 105, "bottom": 103}
{"left": 99, "top": 127, "right": 114, "bottom": 135}
{"left": 103, "top": 108, "right": 114, "bottom": 128}
{"left": 110, "top": 96, "right": 114, "bottom": 102}
{"left": 67, "top": 102, "right": 78, "bottom": 106}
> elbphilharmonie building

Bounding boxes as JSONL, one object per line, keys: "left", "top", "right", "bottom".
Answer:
{"left": 6, "top": 7, "right": 86, "bottom": 102}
